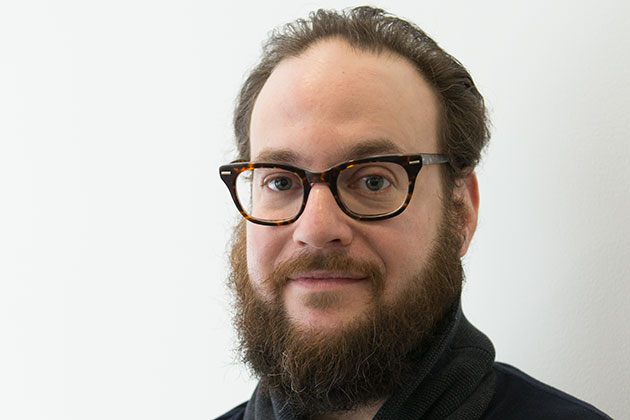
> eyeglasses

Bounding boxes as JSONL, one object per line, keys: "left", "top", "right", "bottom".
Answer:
{"left": 219, "top": 153, "right": 448, "bottom": 226}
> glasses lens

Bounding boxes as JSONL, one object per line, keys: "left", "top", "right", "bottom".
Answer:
{"left": 235, "top": 167, "right": 304, "bottom": 222}
{"left": 337, "top": 162, "right": 409, "bottom": 216}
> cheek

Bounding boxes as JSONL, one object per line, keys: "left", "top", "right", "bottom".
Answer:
{"left": 246, "top": 224, "right": 286, "bottom": 288}
{"left": 376, "top": 221, "right": 428, "bottom": 274}
{"left": 372, "top": 198, "right": 440, "bottom": 297}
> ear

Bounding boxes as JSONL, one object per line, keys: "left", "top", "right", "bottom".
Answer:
{"left": 454, "top": 171, "right": 479, "bottom": 257}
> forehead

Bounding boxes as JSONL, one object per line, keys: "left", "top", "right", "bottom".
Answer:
{"left": 249, "top": 38, "right": 440, "bottom": 168}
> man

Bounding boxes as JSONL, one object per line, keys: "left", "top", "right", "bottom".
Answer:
{"left": 216, "top": 7, "right": 611, "bottom": 420}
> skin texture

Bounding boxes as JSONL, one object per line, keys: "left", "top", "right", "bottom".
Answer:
{"left": 247, "top": 38, "right": 479, "bottom": 333}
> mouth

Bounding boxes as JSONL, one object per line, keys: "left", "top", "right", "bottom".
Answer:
{"left": 288, "top": 271, "right": 367, "bottom": 290}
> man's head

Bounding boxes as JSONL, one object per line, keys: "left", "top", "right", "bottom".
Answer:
{"left": 224, "top": 6, "right": 489, "bottom": 415}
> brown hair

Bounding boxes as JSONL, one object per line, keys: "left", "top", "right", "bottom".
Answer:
{"left": 233, "top": 6, "right": 490, "bottom": 191}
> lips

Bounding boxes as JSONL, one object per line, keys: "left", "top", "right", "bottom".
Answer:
{"left": 288, "top": 271, "right": 367, "bottom": 290}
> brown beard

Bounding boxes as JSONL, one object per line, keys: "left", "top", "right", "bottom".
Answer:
{"left": 228, "top": 198, "right": 466, "bottom": 416}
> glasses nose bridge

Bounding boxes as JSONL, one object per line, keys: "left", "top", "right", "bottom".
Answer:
{"left": 302, "top": 169, "right": 341, "bottom": 211}
{"left": 304, "top": 169, "right": 336, "bottom": 188}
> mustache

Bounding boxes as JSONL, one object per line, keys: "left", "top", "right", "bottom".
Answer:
{"left": 265, "top": 252, "right": 385, "bottom": 295}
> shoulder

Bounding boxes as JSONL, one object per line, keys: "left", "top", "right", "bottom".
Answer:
{"left": 482, "top": 362, "right": 611, "bottom": 420}
{"left": 213, "top": 401, "right": 247, "bottom": 420}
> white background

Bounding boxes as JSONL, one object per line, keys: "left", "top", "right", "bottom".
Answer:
{"left": 1, "top": 1, "right": 628, "bottom": 419}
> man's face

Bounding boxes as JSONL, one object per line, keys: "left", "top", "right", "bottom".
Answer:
{"left": 247, "top": 39, "right": 462, "bottom": 330}
{"left": 231, "top": 38, "right": 479, "bottom": 413}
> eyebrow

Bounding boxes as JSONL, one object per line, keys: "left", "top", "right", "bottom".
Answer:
{"left": 341, "top": 139, "right": 405, "bottom": 160}
{"left": 253, "top": 148, "right": 301, "bottom": 164}
{"left": 253, "top": 138, "right": 406, "bottom": 166}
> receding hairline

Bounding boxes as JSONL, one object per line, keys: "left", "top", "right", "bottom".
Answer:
{"left": 281, "top": 34, "right": 415, "bottom": 60}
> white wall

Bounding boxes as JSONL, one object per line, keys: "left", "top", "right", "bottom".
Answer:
{"left": 1, "top": 1, "right": 627, "bottom": 419}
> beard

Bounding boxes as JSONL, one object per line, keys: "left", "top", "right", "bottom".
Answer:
{"left": 228, "top": 197, "right": 466, "bottom": 416}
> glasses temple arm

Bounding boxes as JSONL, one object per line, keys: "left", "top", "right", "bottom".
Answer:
{"left": 421, "top": 153, "right": 449, "bottom": 166}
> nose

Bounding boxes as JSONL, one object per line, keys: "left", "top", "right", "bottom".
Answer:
{"left": 292, "top": 183, "right": 353, "bottom": 250}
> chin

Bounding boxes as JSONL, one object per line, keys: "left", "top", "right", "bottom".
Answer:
{"left": 287, "top": 300, "right": 373, "bottom": 335}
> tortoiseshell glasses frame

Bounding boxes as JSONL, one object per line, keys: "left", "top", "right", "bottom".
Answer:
{"left": 219, "top": 153, "right": 449, "bottom": 226}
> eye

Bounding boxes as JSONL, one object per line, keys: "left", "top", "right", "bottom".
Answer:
{"left": 260, "top": 171, "right": 301, "bottom": 192}
{"left": 361, "top": 175, "right": 391, "bottom": 191}
{"left": 268, "top": 176, "right": 293, "bottom": 191}
{"left": 343, "top": 164, "right": 398, "bottom": 193}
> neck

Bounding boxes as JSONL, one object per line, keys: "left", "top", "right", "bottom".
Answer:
{"left": 310, "top": 400, "right": 385, "bottom": 420}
